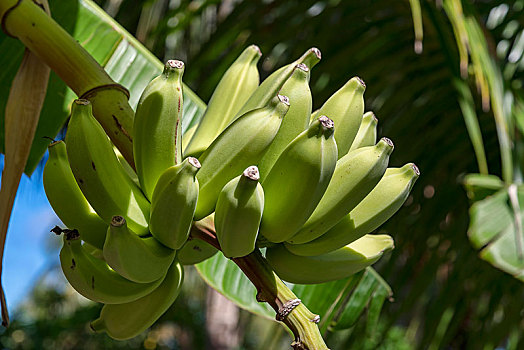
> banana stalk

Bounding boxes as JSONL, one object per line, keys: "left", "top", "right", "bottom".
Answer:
{"left": 191, "top": 225, "right": 328, "bottom": 350}
{"left": 0, "top": 0, "right": 135, "bottom": 167}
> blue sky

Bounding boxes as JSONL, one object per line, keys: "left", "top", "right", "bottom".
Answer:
{"left": 0, "top": 153, "right": 62, "bottom": 311}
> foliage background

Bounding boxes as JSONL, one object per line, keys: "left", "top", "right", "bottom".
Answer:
{"left": 1, "top": 0, "right": 524, "bottom": 349}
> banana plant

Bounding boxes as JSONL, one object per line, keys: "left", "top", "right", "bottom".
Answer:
{"left": 0, "top": 0, "right": 394, "bottom": 348}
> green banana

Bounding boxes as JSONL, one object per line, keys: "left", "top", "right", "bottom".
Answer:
{"left": 178, "top": 215, "right": 219, "bottom": 265}
{"left": 194, "top": 94, "right": 289, "bottom": 220}
{"left": 258, "top": 63, "right": 312, "bottom": 177}
{"left": 312, "top": 77, "right": 366, "bottom": 159}
{"left": 185, "top": 45, "right": 262, "bottom": 158}
{"left": 65, "top": 99, "right": 150, "bottom": 236}
{"left": 178, "top": 238, "right": 218, "bottom": 265}
{"left": 114, "top": 145, "right": 140, "bottom": 187}
{"left": 182, "top": 123, "right": 198, "bottom": 155}
{"left": 59, "top": 230, "right": 164, "bottom": 304}
{"left": 349, "top": 111, "right": 378, "bottom": 151}
{"left": 288, "top": 137, "right": 394, "bottom": 245}
{"left": 259, "top": 115, "right": 338, "bottom": 243}
{"left": 266, "top": 234, "right": 394, "bottom": 284}
{"left": 285, "top": 163, "right": 419, "bottom": 256}
{"left": 215, "top": 166, "right": 264, "bottom": 258}
{"left": 43, "top": 140, "right": 107, "bottom": 249}
{"left": 91, "top": 259, "right": 184, "bottom": 340}
{"left": 133, "top": 60, "right": 185, "bottom": 200}
{"left": 83, "top": 242, "right": 105, "bottom": 260}
{"left": 103, "top": 216, "right": 176, "bottom": 283}
{"left": 149, "top": 157, "right": 201, "bottom": 249}
{"left": 234, "top": 47, "right": 321, "bottom": 118}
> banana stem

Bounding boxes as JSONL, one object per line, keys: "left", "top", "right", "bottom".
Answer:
{"left": 191, "top": 222, "right": 329, "bottom": 350}
{"left": 0, "top": 0, "right": 135, "bottom": 167}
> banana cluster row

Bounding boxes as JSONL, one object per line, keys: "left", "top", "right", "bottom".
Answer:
{"left": 183, "top": 46, "right": 419, "bottom": 283}
{"left": 43, "top": 46, "right": 419, "bottom": 340}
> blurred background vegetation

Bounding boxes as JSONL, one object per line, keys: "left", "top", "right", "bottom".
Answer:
{"left": 1, "top": 0, "right": 524, "bottom": 349}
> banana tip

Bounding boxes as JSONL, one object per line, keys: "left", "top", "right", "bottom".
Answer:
{"left": 64, "top": 229, "right": 80, "bottom": 241}
{"left": 349, "top": 76, "right": 366, "bottom": 91}
{"left": 48, "top": 139, "right": 62, "bottom": 148}
{"left": 111, "top": 215, "right": 126, "bottom": 227}
{"left": 167, "top": 60, "right": 184, "bottom": 69}
{"left": 278, "top": 95, "right": 290, "bottom": 106}
{"left": 296, "top": 63, "right": 309, "bottom": 72}
{"left": 89, "top": 319, "right": 105, "bottom": 333}
{"left": 251, "top": 44, "right": 262, "bottom": 56}
{"left": 411, "top": 163, "right": 420, "bottom": 176}
{"left": 381, "top": 137, "right": 394, "bottom": 148}
{"left": 318, "top": 115, "right": 334, "bottom": 130}
{"left": 311, "top": 47, "right": 321, "bottom": 60}
{"left": 188, "top": 157, "right": 201, "bottom": 169}
{"left": 243, "top": 166, "right": 260, "bottom": 181}
{"left": 74, "top": 99, "right": 90, "bottom": 106}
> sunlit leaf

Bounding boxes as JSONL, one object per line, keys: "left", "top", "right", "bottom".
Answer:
{"left": 195, "top": 252, "right": 391, "bottom": 330}
{"left": 468, "top": 185, "right": 524, "bottom": 280}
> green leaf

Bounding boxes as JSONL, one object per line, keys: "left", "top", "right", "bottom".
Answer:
{"left": 0, "top": 0, "right": 205, "bottom": 175}
{"left": 195, "top": 252, "right": 392, "bottom": 330}
{"left": 463, "top": 173, "right": 504, "bottom": 202}
{"left": 194, "top": 253, "right": 274, "bottom": 318}
{"left": 468, "top": 185, "right": 524, "bottom": 280}
{"left": 330, "top": 267, "right": 392, "bottom": 331}
{"left": 365, "top": 283, "right": 390, "bottom": 337}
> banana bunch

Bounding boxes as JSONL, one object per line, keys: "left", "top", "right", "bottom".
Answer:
{"left": 43, "top": 46, "right": 419, "bottom": 340}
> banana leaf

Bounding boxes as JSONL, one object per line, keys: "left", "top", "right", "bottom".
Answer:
{"left": 196, "top": 252, "right": 392, "bottom": 331}
{"left": 467, "top": 181, "right": 524, "bottom": 281}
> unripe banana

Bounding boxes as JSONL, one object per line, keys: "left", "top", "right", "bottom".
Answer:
{"left": 133, "top": 60, "right": 185, "bottom": 200}
{"left": 114, "top": 146, "right": 140, "bottom": 187}
{"left": 65, "top": 99, "right": 150, "bottom": 236}
{"left": 349, "top": 111, "right": 378, "bottom": 151}
{"left": 177, "top": 215, "right": 218, "bottom": 265}
{"left": 43, "top": 141, "right": 107, "bottom": 249}
{"left": 91, "top": 259, "right": 184, "bottom": 340}
{"left": 194, "top": 95, "right": 290, "bottom": 220}
{"left": 84, "top": 87, "right": 136, "bottom": 168}
{"left": 178, "top": 239, "right": 218, "bottom": 265}
{"left": 103, "top": 216, "right": 176, "bottom": 283}
{"left": 83, "top": 242, "right": 105, "bottom": 260}
{"left": 266, "top": 234, "right": 394, "bottom": 284}
{"left": 149, "top": 157, "right": 201, "bottom": 249}
{"left": 59, "top": 230, "right": 164, "bottom": 304}
{"left": 289, "top": 138, "right": 394, "bottom": 245}
{"left": 234, "top": 47, "right": 321, "bottom": 118}
{"left": 215, "top": 166, "right": 264, "bottom": 258}
{"left": 259, "top": 116, "right": 338, "bottom": 243}
{"left": 182, "top": 123, "right": 198, "bottom": 154}
{"left": 285, "top": 164, "right": 419, "bottom": 256}
{"left": 258, "top": 63, "right": 312, "bottom": 177}
{"left": 185, "top": 45, "right": 262, "bottom": 158}
{"left": 312, "top": 77, "right": 366, "bottom": 159}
